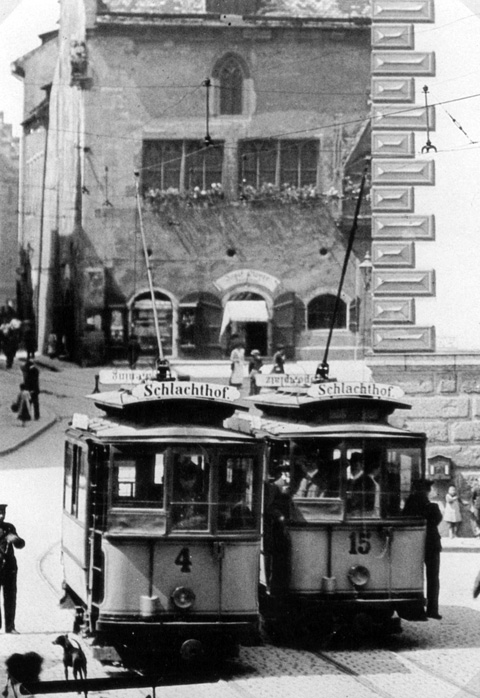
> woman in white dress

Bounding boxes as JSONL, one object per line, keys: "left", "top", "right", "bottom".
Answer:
{"left": 444, "top": 485, "right": 462, "bottom": 538}
{"left": 229, "top": 338, "right": 245, "bottom": 388}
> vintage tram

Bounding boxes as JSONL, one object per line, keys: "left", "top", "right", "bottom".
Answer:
{"left": 61, "top": 369, "right": 262, "bottom": 663}
{"left": 229, "top": 378, "right": 428, "bottom": 640}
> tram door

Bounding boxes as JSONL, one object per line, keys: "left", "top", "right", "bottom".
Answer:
{"left": 86, "top": 443, "right": 109, "bottom": 629}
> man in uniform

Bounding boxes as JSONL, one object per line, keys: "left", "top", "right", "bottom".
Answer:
{"left": 0, "top": 504, "right": 25, "bottom": 633}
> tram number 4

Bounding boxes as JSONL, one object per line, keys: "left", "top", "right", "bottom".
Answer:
{"left": 349, "top": 530, "right": 371, "bottom": 555}
{"left": 175, "top": 547, "right": 192, "bottom": 573}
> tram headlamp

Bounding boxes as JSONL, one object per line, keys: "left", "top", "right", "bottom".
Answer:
{"left": 348, "top": 565, "right": 370, "bottom": 588}
{"left": 172, "top": 586, "right": 196, "bottom": 610}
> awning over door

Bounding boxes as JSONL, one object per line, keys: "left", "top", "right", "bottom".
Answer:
{"left": 220, "top": 300, "right": 269, "bottom": 336}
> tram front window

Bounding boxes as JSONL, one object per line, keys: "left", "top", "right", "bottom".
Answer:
{"left": 218, "top": 456, "right": 255, "bottom": 531}
{"left": 171, "top": 453, "right": 209, "bottom": 531}
{"left": 346, "top": 443, "right": 424, "bottom": 519}
{"left": 268, "top": 439, "right": 424, "bottom": 521}
{"left": 113, "top": 451, "right": 165, "bottom": 506}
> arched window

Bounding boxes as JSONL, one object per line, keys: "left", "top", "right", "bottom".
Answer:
{"left": 308, "top": 294, "right": 347, "bottom": 330}
{"left": 218, "top": 56, "right": 244, "bottom": 115}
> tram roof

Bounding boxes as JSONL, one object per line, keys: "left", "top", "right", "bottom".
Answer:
{"left": 227, "top": 412, "right": 426, "bottom": 440}
{"left": 67, "top": 417, "right": 256, "bottom": 443}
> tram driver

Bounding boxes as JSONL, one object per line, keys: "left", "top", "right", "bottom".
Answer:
{"left": 171, "top": 457, "right": 208, "bottom": 530}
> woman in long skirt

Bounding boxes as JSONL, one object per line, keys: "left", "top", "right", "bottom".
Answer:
{"left": 229, "top": 341, "right": 245, "bottom": 388}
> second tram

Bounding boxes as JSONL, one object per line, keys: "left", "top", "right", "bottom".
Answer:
{"left": 61, "top": 372, "right": 262, "bottom": 663}
{"left": 229, "top": 378, "right": 429, "bottom": 639}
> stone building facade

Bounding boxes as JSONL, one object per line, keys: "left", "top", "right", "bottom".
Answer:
{"left": 15, "top": 0, "right": 371, "bottom": 364}
{"left": 0, "top": 114, "right": 19, "bottom": 306}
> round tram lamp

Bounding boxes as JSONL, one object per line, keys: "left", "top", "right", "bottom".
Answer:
{"left": 347, "top": 564, "right": 371, "bottom": 588}
{"left": 172, "top": 586, "right": 196, "bottom": 610}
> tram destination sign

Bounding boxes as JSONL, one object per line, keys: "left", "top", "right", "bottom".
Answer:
{"left": 256, "top": 374, "right": 314, "bottom": 388}
{"left": 131, "top": 381, "right": 240, "bottom": 401}
{"left": 99, "top": 369, "right": 155, "bottom": 384}
{"left": 307, "top": 381, "right": 404, "bottom": 399}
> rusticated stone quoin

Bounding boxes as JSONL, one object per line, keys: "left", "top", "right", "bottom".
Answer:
{"left": 451, "top": 422, "right": 480, "bottom": 443}
{"left": 405, "top": 397, "right": 470, "bottom": 420}
{"left": 404, "top": 420, "right": 448, "bottom": 442}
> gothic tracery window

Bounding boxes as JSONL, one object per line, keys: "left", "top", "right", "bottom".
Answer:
{"left": 219, "top": 56, "right": 244, "bottom": 115}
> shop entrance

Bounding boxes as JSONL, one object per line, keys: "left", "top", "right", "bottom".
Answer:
{"left": 220, "top": 292, "right": 269, "bottom": 356}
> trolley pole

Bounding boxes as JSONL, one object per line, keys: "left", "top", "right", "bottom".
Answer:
{"left": 316, "top": 166, "right": 368, "bottom": 381}
{"left": 134, "top": 171, "right": 164, "bottom": 361}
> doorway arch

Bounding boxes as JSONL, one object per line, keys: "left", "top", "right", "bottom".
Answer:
{"left": 221, "top": 290, "right": 271, "bottom": 356}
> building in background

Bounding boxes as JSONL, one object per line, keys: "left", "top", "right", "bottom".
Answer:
{"left": 14, "top": 0, "right": 371, "bottom": 365}
{"left": 0, "top": 113, "right": 19, "bottom": 307}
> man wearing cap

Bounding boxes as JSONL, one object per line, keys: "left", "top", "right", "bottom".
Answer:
{"left": 248, "top": 349, "right": 263, "bottom": 396}
{"left": 0, "top": 504, "right": 25, "bottom": 633}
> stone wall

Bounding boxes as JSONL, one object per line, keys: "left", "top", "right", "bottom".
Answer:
{"left": 369, "top": 354, "right": 480, "bottom": 537}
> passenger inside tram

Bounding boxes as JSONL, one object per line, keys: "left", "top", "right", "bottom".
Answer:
{"left": 171, "top": 455, "right": 208, "bottom": 530}
{"left": 217, "top": 456, "right": 255, "bottom": 530}
{"left": 294, "top": 456, "right": 327, "bottom": 498}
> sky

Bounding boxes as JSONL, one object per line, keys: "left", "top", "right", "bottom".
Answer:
{"left": 0, "top": 0, "right": 59, "bottom": 136}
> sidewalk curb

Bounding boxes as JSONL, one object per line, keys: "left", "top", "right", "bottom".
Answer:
{"left": 0, "top": 414, "right": 58, "bottom": 456}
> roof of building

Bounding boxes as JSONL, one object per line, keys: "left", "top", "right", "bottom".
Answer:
{"left": 98, "top": 0, "right": 370, "bottom": 19}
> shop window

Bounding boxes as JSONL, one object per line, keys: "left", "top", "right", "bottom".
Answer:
{"left": 239, "top": 139, "right": 319, "bottom": 189}
{"left": 142, "top": 140, "right": 224, "bottom": 193}
{"left": 308, "top": 294, "right": 347, "bottom": 330}
{"left": 108, "top": 308, "right": 125, "bottom": 347}
{"left": 132, "top": 291, "right": 172, "bottom": 356}
{"left": 85, "top": 313, "right": 102, "bottom": 331}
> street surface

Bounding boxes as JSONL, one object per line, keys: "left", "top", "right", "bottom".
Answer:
{"left": 1, "top": 359, "right": 480, "bottom": 697}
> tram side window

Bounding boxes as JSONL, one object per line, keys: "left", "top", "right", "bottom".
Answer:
{"left": 170, "top": 452, "right": 209, "bottom": 531}
{"left": 64, "top": 443, "right": 87, "bottom": 523}
{"left": 112, "top": 451, "right": 165, "bottom": 507}
{"left": 218, "top": 456, "right": 256, "bottom": 531}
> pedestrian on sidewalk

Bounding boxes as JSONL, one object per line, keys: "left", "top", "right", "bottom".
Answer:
{"left": 2, "top": 321, "right": 20, "bottom": 370}
{"left": 229, "top": 335, "right": 245, "bottom": 388}
{"left": 127, "top": 330, "right": 141, "bottom": 370}
{"left": 471, "top": 477, "right": 480, "bottom": 536}
{"left": 271, "top": 347, "right": 286, "bottom": 374}
{"left": 403, "top": 479, "right": 442, "bottom": 620}
{"left": 11, "top": 384, "right": 32, "bottom": 427}
{"left": 248, "top": 349, "right": 263, "bottom": 396}
{"left": 22, "top": 319, "right": 37, "bottom": 360}
{"left": 444, "top": 485, "right": 462, "bottom": 538}
{"left": 22, "top": 359, "right": 40, "bottom": 420}
{"left": 0, "top": 504, "right": 25, "bottom": 633}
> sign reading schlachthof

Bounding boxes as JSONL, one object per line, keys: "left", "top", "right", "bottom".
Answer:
{"left": 307, "top": 382, "right": 405, "bottom": 399}
{"left": 131, "top": 381, "right": 240, "bottom": 401}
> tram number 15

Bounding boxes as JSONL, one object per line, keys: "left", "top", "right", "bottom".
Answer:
{"left": 349, "top": 530, "right": 371, "bottom": 555}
